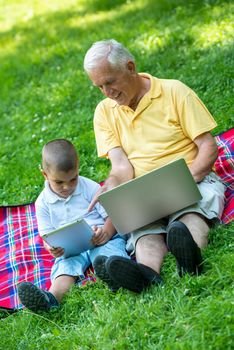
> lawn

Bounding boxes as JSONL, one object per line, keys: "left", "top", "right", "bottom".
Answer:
{"left": 0, "top": 0, "right": 233, "bottom": 349}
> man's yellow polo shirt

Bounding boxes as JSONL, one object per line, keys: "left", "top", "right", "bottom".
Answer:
{"left": 94, "top": 73, "right": 217, "bottom": 178}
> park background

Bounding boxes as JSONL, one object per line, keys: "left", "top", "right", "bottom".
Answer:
{"left": 0, "top": 0, "right": 233, "bottom": 349}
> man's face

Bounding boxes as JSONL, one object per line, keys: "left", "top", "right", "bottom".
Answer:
{"left": 88, "top": 61, "right": 137, "bottom": 106}
{"left": 43, "top": 168, "right": 78, "bottom": 198}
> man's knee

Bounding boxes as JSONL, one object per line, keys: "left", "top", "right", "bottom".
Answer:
{"left": 136, "top": 233, "right": 165, "bottom": 248}
{"left": 178, "top": 213, "right": 210, "bottom": 248}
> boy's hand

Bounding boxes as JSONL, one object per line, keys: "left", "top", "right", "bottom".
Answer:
{"left": 92, "top": 226, "right": 113, "bottom": 246}
{"left": 43, "top": 241, "right": 64, "bottom": 258}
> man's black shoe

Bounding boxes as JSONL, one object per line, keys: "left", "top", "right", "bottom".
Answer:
{"left": 167, "top": 221, "right": 203, "bottom": 277}
{"left": 106, "top": 256, "right": 162, "bottom": 293}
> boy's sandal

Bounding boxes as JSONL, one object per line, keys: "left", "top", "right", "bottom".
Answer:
{"left": 17, "top": 282, "right": 59, "bottom": 313}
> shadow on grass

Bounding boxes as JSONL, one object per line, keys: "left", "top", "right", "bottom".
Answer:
{"left": 0, "top": 0, "right": 233, "bottom": 203}
{"left": 0, "top": 0, "right": 233, "bottom": 104}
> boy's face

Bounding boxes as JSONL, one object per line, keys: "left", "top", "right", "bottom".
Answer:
{"left": 42, "top": 167, "right": 78, "bottom": 198}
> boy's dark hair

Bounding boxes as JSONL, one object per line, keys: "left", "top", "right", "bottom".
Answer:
{"left": 42, "top": 139, "right": 78, "bottom": 173}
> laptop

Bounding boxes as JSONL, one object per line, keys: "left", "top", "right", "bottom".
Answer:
{"left": 42, "top": 219, "right": 94, "bottom": 258}
{"left": 98, "top": 158, "right": 202, "bottom": 234}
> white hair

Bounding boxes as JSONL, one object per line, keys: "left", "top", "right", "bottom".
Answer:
{"left": 83, "top": 39, "right": 135, "bottom": 72}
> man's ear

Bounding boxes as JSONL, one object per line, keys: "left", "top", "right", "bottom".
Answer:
{"left": 126, "top": 61, "right": 136, "bottom": 74}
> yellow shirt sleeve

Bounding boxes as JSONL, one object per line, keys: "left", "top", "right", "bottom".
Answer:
{"left": 94, "top": 101, "right": 121, "bottom": 158}
{"left": 177, "top": 86, "right": 217, "bottom": 140}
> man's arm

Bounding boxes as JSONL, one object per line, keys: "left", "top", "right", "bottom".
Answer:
{"left": 188, "top": 132, "right": 218, "bottom": 183}
{"left": 88, "top": 147, "right": 134, "bottom": 211}
{"left": 105, "top": 147, "right": 134, "bottom": 189}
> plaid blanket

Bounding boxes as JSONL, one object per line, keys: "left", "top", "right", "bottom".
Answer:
{"left": 214, "top": 128, "right": 234, "bottom": 224}
{"left": 0, "top": 204, "right": 95, "bottom": 310}
{"left": 0, "top": 129, "right": 233, "bottom": 310}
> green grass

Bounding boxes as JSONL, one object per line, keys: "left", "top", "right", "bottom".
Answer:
{"left": 0, "top": 0, "right": 233, "bottom": 349}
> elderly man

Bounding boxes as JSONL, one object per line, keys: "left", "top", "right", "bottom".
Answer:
{"left": 83, "top": 39, "right": 225, "bottom": 293}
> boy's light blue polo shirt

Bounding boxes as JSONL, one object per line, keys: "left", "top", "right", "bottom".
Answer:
{"left": 35, "top": 176, "right": 107, "bottom": 237}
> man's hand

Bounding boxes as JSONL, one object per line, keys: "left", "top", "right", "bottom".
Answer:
{"left": 88, "top": 147, "right": 134, "bottom": 212}
{"left": 43, "top": 241, "right": 64, "bottom": 258}
{"left": 87, "top": 184, "right": 108, "bottom": 212}
{"left": 91, "top": 225, "right": 114, "bottom": 246}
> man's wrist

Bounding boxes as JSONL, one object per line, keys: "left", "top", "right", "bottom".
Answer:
{"left": 105, "top": 174, "right": 122, "bottom": 189}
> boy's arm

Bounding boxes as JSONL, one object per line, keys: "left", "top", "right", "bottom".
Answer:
{"left": 36, "top": 199, "right": 64, "bottom": 258}
{"left": 92, "top": 217, "right": 116, "bottom": 246}
{"left": 35, "top": 199, "right": 54, "bottom": 236}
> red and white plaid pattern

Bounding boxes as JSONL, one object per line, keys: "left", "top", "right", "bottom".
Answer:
{"left": 214, "top": 128, "right": 234, "bottom": 224}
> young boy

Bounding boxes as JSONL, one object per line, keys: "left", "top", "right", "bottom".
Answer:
{"left": 17, "top": 139, "right": 129, "bottom": 312}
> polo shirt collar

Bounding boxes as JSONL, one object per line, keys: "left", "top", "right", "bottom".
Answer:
{"left": 44, "top": 180, "right": 82, "bottom": 204}
{"left": 109, "top": 73, "right": 161, "bottom": 109}
{"left": 143, "top": 73, "right": 161, "bottom": 100}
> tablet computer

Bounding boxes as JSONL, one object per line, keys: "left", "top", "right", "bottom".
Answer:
{"left": 42, "top": 219, "right": 95, "bottom": 258}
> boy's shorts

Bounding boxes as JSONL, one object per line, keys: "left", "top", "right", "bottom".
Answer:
{"left": 126, "top": 172, "right": 226, "bottom": 254}
{"left": 51, "top": 234, "right": 129, "bottom": 281}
